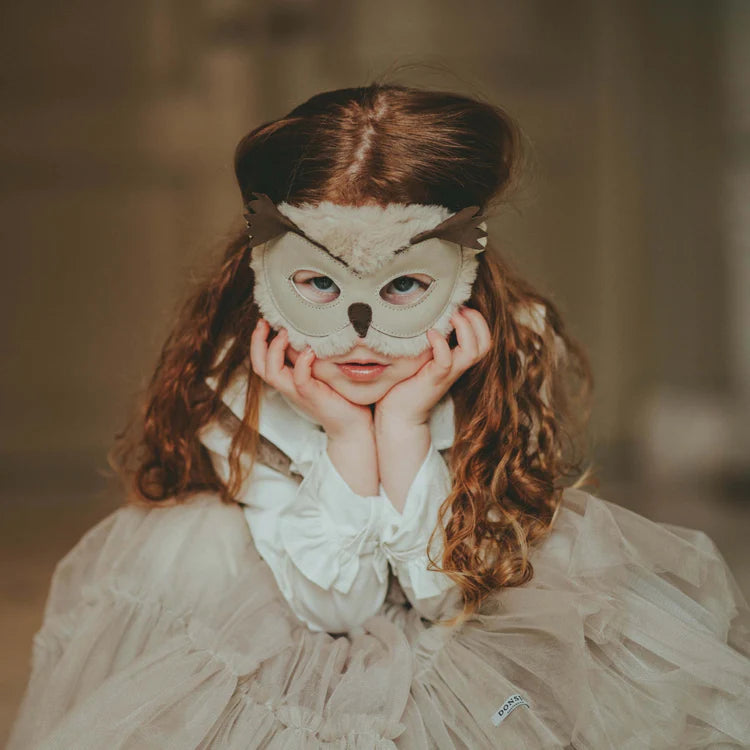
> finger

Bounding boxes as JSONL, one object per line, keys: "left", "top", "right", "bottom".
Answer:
{"left": 292, "top": 345, "right": 317, "bottom": 394}
{"left": 462, "top": 307, "right": 492, "bottom": 356}
{"left": 265, "top": 328, "right": 295, "bottom": 391}
{"left": 427, "top": 329, "right": 452, "bottom": 373}
{"left": 266, "top": 328, "right": 287, "bottom": 375}
{"left": 451, "top": 307, "right": 479, "bottom": 364}
{"left": 249, "top": 319, "right": 269, "bottom": 379}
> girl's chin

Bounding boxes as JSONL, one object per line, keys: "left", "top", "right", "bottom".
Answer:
{"left": 330, "top": 381, "right": 391, "bottom": 405}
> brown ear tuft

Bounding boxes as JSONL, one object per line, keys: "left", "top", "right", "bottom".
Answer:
{"left": 243, "top": 193, "right": 305, "bottom": 248}
{"left": 408, "top": 205, "right": 488, "bottom": 251}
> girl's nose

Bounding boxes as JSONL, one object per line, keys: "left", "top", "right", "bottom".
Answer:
{"left": 347, "top": 302, "right": 372, "bottom": 337}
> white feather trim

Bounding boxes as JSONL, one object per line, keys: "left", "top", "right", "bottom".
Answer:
{"left": 276, "top": 200, "right": 454, "bottom": 275}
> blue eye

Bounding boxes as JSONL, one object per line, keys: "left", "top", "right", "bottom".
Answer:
{"left": 291, "top": 271, "right": 341, "bottom": 303}
{"left": 380, "top": 275, "right": 433, "bottom": 305}
{"left": 391, "top": 276, "right": 418, "bottom": 293}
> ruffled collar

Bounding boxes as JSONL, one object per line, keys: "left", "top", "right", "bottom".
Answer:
{"left": 204, "top": 364, "right": 455, "bottom": 475}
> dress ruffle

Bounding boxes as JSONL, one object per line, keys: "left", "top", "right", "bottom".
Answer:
{"left": 9, "top": 488, "right": 750, "bottom": 749}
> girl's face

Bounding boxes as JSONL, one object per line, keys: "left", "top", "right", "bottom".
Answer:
{"left": 285, "top": 339, "right": 434, "bottom": 405}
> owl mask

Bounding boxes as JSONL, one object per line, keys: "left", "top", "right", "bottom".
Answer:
{"left": 245, "top": 193, "right": 488, "bottom": 358}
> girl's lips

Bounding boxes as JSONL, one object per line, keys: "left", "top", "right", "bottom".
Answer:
{"left": 336, "top": 363, "right": 388, "bottom": 382}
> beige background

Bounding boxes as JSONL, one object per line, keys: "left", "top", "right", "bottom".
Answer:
{"left": 2, "top": 0, "right": 750, "bottom": 741}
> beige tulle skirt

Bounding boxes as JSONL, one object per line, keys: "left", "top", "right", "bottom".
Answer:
{"left": 8, "top": 488, "right": 750, "bottom": 749}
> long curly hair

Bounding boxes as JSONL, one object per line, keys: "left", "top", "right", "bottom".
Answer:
{"left": 109, "top": 82, "right": 596, "bottom": 625}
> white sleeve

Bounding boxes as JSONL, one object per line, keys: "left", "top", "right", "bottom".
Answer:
{"left": 378, "top": 443, "right": 459, "bottom": 621}
{"left": 270, "top": 447, "right": 394, "bottom": 634}
{"left": 200, "top": 422, "right": 391, "bottom": 635}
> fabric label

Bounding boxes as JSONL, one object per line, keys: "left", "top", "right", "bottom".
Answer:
{"left": 490, "top": 693, "right": 530, "bottom": 726}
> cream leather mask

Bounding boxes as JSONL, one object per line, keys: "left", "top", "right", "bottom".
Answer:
{"left": 245, "top": 193, "right": 488, "bottom": 358}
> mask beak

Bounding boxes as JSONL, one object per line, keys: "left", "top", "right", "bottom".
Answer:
{"left": 347, "top": 302, "right": 372, "bottom": 337}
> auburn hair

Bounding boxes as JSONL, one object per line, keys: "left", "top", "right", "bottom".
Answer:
{"left": 109, "top": 82, "right": 597, "bottom": 626}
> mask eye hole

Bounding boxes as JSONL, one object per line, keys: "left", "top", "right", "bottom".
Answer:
{"left": 380, "top": 274, "right": 434, "bottom": 305}
{"left": 291, "top": 270, "right": 340, "bottom": 303}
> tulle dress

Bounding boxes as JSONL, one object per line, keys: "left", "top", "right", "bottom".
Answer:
{"left": 8, "top": 371, "right": 750, "bottom": 749}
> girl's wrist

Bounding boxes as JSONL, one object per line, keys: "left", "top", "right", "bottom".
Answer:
{"left": 325, "top": 414, "right": 375, "bottom": 442}
{"left": 374, "top": 413, "right": 430, "bottom": 445}
{"left": 375, "top": 418, "right": 431, "bottom": 513}
{"left": 374, "top": 406, "right": 429, "bottom": 436}
{"left": 325, "top": 421, "right": 379, "bottom": 497}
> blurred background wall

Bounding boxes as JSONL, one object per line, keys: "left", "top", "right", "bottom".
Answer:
{"left": 2, "top": 0, "right": 749, "bottom": 739}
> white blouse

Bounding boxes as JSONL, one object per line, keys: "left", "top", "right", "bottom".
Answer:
{"left": 197, "top": 302, "right": 554, "bottom": 635}
{"left": 198, "top": 377, "right": 459, "bottom": 635}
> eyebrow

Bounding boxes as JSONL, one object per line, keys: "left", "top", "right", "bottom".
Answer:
{"left": 288, "top": 229, "right": 353, "bottom": 270}
{"left": 393, "top": 242, "right": 417, "bottom": 256}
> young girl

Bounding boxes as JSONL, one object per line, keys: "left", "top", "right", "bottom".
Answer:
{"left": 9, "top": 84, "right": 750, "bottom": 749}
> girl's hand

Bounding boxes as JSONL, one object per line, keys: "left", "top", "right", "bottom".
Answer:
{"left": 375, "top": 306, "right": 491, "bottom": 429}
{"left": 250, "top": 319, "right": 373, "bottom": 439}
